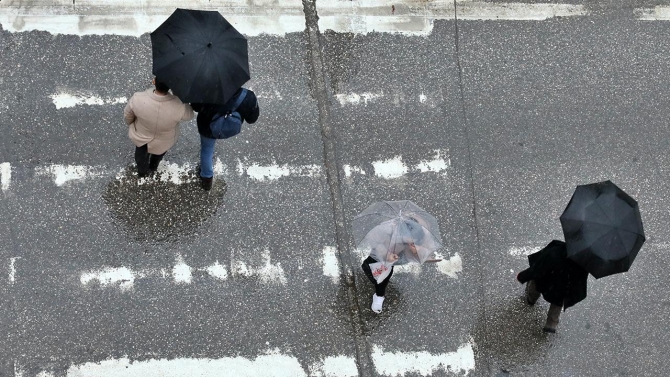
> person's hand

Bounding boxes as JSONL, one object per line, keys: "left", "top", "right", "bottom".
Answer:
{"left": 387, "top": 253, "right": 399, "bottom": 263}
{"left": 408, "top": 242, "right": 418, "bottom": 255}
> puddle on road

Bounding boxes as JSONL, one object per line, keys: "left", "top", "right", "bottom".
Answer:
{"left": 102, "top": 167, "right": 227, "bottom": 243}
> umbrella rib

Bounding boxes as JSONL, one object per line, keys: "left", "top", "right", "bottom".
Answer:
{"left": 383, "top": 201, "right": 398, "bottom": 215}
{"left": 182, "top": 9, "right": 210, "bottom": 43}
{"left": 353, "top": 212, "right": 397, "bottom": 222}
{"left": 573, "top": 218, "right": 639, "bottom": 231}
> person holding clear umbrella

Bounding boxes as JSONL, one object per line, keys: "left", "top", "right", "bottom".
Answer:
{"left": 361, "top": 218, "right": 426, "bottom": 313}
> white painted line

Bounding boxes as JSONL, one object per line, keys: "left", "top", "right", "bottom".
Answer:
{"left": 508, "top": 246, "right": 540, "bottom": 257}
{"left": 636, "top": 6, "right": 670, "bottom": 20}
{"left": 318, "top": 1, "right": 587, "bottom": 35}
{"left": 1, "top": 1, "right": 590, "bottom": 38}
{"left": 416, "top": 150, "right": 451, "bottom": 174}
{"left": 373, "top": 157, "right": 408, "bottom": 179}
{"left": 78, "top": 250, "right": 291, "bottom": 290}
{"left": 309, "top": 355, "right": 359, "bottom": 377}
{"left": 37, "top": 349, "right": 310, "bottom": 377}
{"left": 371, "top": 340, "right": 476, "bottom": 376}
{"left": 456, "top": 2, "right": 587, "bottom": 21}
{"left": 81, "top": 267, "right": 136, "bottom": 291}
{"left": 321, "top": 246, "right": 340, "bottom": 283}
{"left": 206, "top": 261, "right": 229, "bottom": 280}
{"left": 172, "top": 255, "right": 193, "bottom": 284}
{"left": 257, "top": 249, "right": 288, "bottom": 285}
{"left": 0, "top": 162, "right": 10, "bottom": 191}
{"left": 343, "top": 164, "right": 366, "bottom": 178}
{"left": 433, "top": 252, "right": 463, "bottom": 278}
{"left": 50, "top": 92, "right": 127, "bottom": 109}
{"left": 237, "top": 159, "right": 322, "bottom": 181}
{"left": 9, "top": 257, "right": 20, "bottom": 284}
{"left": 0, "top": 1, "right": 308, "bottom": 37}
{"left": 370, "top": 151, "right": 450, "bottom": 179}
{"left": 24, "top": 351, "right": 360, "bottom": 377}
{"left": 35, "top": 164, "right": 107, "bottom": 186}
{"left": 334, "top": 92, "right": 383, "bottom": 106}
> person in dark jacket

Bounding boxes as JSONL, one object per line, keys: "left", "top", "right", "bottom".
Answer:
{"left": 516, "top": 240, "right": 588, "bottom": 333}
{"left": 191, "top": 87, "right": 259, "bottom": 190}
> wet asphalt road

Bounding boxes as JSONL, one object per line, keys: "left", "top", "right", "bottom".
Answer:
{"left": 2, "top": 1, "right": 670, "bottom": 376}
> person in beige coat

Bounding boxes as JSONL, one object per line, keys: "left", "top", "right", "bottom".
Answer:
{"left": 123, "top": 78, "right": 194, "bottom": 176}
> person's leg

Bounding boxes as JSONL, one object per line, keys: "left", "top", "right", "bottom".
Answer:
{"left": 361, "top": 257, "right": 377, "bottom": 285}
{"left": 371, "top": 266, "right": 393, "bottom": 313}
{"left": 199, "top": 135, "right": 216, "bottom": 178}
{"left": 135, "top": 144, "right": 150, "bottom": 177}
{"left": 525, "top": 280, "right": 541, "bottom": 305}
{"left": 148, "top": 152, "right": 166, "bottom": 172}
{"left": 375, "top": 266, "right": 394, "bottom": 297}
{"left": 543, "top": 304, "right": 562, "bottom": 333}
{"left": 199, "top": 135, "right": 216, "bottom": 190}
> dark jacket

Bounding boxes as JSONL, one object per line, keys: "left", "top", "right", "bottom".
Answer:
{"left": 518, "top": 240, "right": 588, "bottom": 309}
{"left": 192, "top": 88, "right": 259, "bottom": 138}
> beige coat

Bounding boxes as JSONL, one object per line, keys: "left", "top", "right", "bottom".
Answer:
{"left": 123, "top": 89, "right": 194, "bottom": 155}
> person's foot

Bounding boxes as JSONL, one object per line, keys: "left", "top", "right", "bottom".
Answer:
{"left": 371, "top": 294, "right": 385, "bottom": 313}
{"left": 542, "top": 326, "right": 557, "bottom": 333}
{"left": 524, "top": 283, "right": 537, "bottom": 306}
{"left": 200, "top": 176, "right": 213, "bottom": 191}
{"left": 149, "top": 161, "right": 160, "bottom": 172}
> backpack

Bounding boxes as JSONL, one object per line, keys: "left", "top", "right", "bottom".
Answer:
{"left": 209, "top": 89, "right": 248, "bottom": 139}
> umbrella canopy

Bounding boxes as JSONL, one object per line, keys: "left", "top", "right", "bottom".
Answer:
{"left": 151, "top": 9, "right": 250, "bottom": 104}
{"left": 519, "top": 240, "right": 588, "bottom": 309}
{"left": 560, "top": 180, "right": 645, "bottom": 279}
{"left": 353, "top": 200, "right": 443, "bottom": 265}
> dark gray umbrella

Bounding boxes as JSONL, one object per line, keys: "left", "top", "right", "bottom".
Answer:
{"left": 560, "top": 180, "right": 645, "bottom": 279}
{"left": 151, "top": 8, "right": 250, "bottom": 104}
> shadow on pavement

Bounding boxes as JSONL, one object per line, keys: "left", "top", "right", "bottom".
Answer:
{"left": 473, "top": 295, "right": 553, "bottom": 375}
{"left": 102, "top": 167, "right": 227, "bottom": 243}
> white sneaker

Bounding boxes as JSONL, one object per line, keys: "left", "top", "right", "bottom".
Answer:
{"left": 371, "top": 294, "right": 385, "bottom": 313}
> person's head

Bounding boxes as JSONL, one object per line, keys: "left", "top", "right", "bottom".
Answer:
{"left": 403, "top": 218, "right": 425, "bottom": 244}
{"left": 153, "top": 77, "right": 170, "bottom": 94}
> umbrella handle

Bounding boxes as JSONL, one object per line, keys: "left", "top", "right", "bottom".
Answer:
{"left": 424, "top": 259, "right": 442, "bottom": 263}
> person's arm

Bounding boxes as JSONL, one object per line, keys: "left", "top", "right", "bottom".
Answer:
{"left": 123, "top": 98, "right": 135, "bottom": 125}
{"left": 182, "top": 104, "right": 195, "bottom": 121}
{"left": 517, "top": 268, "right": 533, "bottom": 283}
{"left": 243, "top": 91, "right": 259, "bottom": 124}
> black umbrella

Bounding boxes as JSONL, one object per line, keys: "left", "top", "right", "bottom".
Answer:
{"left": 560, "top": 180, "right": 645, "bottom": 278}
{"left": 151, "top": 9, "right": 250, "bottom": 104}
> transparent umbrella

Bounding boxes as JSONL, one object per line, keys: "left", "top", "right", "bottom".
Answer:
{"left": 353, "top": 201, "right": 443, "bottom": 282}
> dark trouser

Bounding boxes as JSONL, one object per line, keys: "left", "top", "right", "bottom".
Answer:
{"left": 135, "top": 144, "right": 166, "bottom": 176}
{"left": 525, "top": 280, "right": 562, "bottom": 330}
{"left": 361, "top": 256, "right": 394, "bottom": 297}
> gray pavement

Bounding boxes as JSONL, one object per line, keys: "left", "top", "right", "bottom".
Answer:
{"left": 1, "top": 1, "right": 670, "bottom": 376}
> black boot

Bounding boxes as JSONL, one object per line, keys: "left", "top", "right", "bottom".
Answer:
{"left": 201, "top": 176, "right": 213, "bottom": 191}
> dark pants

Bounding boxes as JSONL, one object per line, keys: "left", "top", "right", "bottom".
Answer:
{"left": 361, "top": 256, "right": 394, "bottom": 297}
{"left": 135, "top": 144, "right": 166, "bottom": 176}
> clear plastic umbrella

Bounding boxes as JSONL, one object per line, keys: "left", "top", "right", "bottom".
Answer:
{"left": 353, "top": 200, "right": 443, "bottom": 273}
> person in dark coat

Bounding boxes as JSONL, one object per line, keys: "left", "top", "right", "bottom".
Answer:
{"left": 191, "top": 87, "right": 259, "bottom": 190}
{"left": 516, "top": 240, "right": 588, "bottom": 333}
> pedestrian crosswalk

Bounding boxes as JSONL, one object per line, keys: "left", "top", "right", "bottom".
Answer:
{"left": 2, "top": 0, "right": 664, "bottom": 38}
{"left": 12, "top": 339, "right": 477, "bottom": 377}
{"left": 0, "top": 149, "right": 450, "bottom": 189}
